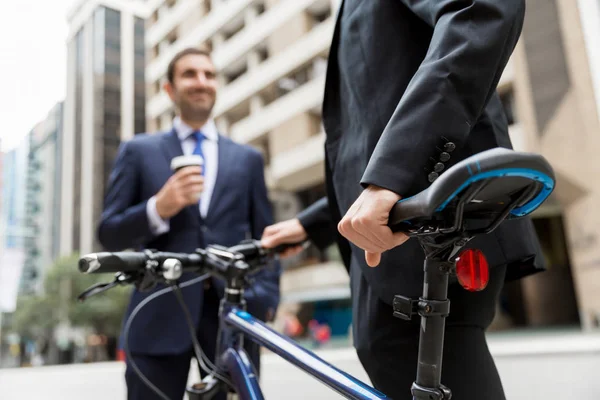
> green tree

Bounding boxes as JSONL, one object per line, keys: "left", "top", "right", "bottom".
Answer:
{"left": 10, "top": 295, "right": 57, "bottom": 340}
{"left": 43, "top": 253, "right": 132, "bottom": 336}
{"left": 9, "top": 254, "right": 131, "bottom": 340}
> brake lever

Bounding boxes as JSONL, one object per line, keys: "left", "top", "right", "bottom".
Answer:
{"left": 77, "top": 272, "right": 136, "bottom": 302}
{"left": 78, "top": 281, "right": 119, "bottom": 302}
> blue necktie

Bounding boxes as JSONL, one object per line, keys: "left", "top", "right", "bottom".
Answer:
{"left": 191, "top": 130, "right": 206, "bottom": 175}
{"left": 191, "top": 130, "right": 206, "bottom": 215}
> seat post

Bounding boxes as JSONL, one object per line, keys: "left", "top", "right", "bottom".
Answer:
{"left": 393, "top": 236, "right": 470, "bottom": 399}
{"left": 410, "top": 256, "right": 452, "bottom": 400}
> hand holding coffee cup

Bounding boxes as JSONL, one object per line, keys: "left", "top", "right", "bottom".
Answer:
{"left": 171, "top": 154, "right": 205, "bottom": 201}
{"left": 155, "top": 155, "right": 205, "bottom": 220}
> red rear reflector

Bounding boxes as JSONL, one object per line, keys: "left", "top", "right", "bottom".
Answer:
{"left": 455, "top": 249, "right": 489, "bottom": 291}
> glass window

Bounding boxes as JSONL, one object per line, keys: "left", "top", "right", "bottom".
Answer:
{"left": 134, "top": 17, "right": 146, "bottom": 134}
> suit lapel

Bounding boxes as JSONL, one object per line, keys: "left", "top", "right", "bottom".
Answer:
{"left": 161, "top": 128, "right": 184, "bottom": 162}
{"left": 206, "top": 135, "right": 234, "bottom": 221}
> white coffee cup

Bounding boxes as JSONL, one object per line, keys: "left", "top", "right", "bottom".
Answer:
{"left": 170, "top": 155, "right": 204, "bottom": 200}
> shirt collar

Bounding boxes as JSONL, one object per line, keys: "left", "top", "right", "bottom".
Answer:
{"left": 173, "top": 116, "right": 219, "bottom": 142}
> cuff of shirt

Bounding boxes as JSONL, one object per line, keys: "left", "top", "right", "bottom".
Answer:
{"left": 146, "top": 196, "right": 170, "bottom": 235}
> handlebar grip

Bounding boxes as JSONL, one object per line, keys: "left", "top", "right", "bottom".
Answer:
{"left": 271, "top": 241, "right": 307, "bottom": 254}
{"left": 388, "top": 198, "right": 425, "bottom": 233}
{"left": 79, "top": 252, "right": 149, "bottom": 274}
{"left": 226, "top": 240, "right": 307, "bottom": 260}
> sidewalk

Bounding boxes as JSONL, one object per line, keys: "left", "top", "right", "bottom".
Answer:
{"left": 1, "top": 330, "right": 599, "bottom": 399}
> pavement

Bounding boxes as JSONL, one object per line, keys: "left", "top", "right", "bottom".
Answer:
{"left": 1, "top": 330, "right": 600, "bottom": 399}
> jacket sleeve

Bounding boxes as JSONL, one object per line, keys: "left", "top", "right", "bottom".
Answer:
{"left": 97, "top": 140, "right": 155, "bottom": 251}
{"left": 246, "top": 150, "right": 282, "bottom": 322}
{"left": 361, "top": 0, "right": 525, "bottom": 195}
{"left": 297, "top": 197, "right": 337, "bottom": 250}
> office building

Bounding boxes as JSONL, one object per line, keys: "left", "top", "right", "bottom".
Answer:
{"left": 0, "top": 136, "right": 30, "bottom": 312}
{"left": 504, "top": 0, "right": 600, "bottom": 330}
{"left": 20, "top": 103, "right": 64, "bottom": 294}
{"left": 60, "top": 0, "right": 149, "bottom": 255}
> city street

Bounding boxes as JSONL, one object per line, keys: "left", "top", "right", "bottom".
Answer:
{"left": 1, "top": 330, "right": 599, "bottom": 399}
{"left": 3, "top": 2, "right": 600, "bottom": 400}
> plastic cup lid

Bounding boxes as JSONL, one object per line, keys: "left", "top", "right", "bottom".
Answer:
{"left": 170, "top": 155, "right": 204, "bottom": 171}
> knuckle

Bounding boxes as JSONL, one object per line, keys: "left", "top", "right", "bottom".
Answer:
{"left": 356, "top": 215, "right": 371, "bottom": 226}
{"left": 350, "top": 217, "right": 363, "bottom": 230}
{"left": 338, "top": 219, "right": 350, "bottom": 233}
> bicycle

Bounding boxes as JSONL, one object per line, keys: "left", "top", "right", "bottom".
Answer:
{"left": 77, "top": 147, "right": 555, "bottom": 400}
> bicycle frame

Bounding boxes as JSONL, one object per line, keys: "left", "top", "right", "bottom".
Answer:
{"left": 204, "top": 242, "right": 461, "bottom": 400}
{"left": 214, "top": 302, "right": 389, "bottom": 400}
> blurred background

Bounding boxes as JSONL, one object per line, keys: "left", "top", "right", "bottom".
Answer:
{"left": 1, "top": 0, "right": 600, "bottom": 398}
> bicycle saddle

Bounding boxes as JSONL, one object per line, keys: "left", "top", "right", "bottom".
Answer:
{"left": 389, "top": 147, "right": 555, "bottom": 235}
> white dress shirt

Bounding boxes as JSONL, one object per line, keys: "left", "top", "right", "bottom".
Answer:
{"left": 147, "top": 117, "right": 220, "bottom": 235}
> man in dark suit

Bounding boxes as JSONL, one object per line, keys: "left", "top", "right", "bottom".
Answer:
{"left": 262, "top": 1, "right": 541, "bottom": 399}
{"left": 98, "top": 47, "right": 280, "bottom": 400}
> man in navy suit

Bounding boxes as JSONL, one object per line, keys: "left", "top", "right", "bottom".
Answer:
{"left": 98, "top": 47, "right": 281, "bottom": 400}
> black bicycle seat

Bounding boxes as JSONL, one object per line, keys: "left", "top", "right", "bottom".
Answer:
{"left": 388, "top": 147, "right": 555, "bottom": 235}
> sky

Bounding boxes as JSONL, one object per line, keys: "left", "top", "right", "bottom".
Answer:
{"left": 0, "top": 0, "right": 75, "bottom": 151}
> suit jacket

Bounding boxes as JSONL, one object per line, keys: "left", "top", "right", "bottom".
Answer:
{"left": 98, "top": 129, "right": 281, "bottom": 355}
{"left": 298, "top": 0, "right": 545, "bottom": 304}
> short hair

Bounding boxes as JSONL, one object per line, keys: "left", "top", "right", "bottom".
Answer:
{"left": 166, "top": 47, "right": 212, "bottom": 84}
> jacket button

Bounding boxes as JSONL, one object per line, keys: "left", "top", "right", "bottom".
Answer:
{"left": 428, "top": 172, "right": 439, "bottom": 182}
{"left": 434, "top": 162, "right": 445, "bottom": 173}
{"left": 444, "top": 142, "right": 456, "bottom": 152}
{"left": 440, "top": 152, "right": 451, "bottom": 162}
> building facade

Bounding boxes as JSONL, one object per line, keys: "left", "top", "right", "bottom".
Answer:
{"left": 0, "top": 136, "right": 30, "bottom": 312}
{"left": 0, "top": 138, "right": 3, "bottom": 267}
{"left": 20, "top": 103, "right": 64, "bottom": 295}
{"left": 1, "top": 139, "right": 31, "bottom": 251}
{"left": 507, "top": 0, "right": 600, "bottom": 331}
{"left": 60, "top": 0, "right": 148, "bottom": 256}
{"left": 146, "top": 0, "right": 600, "bottom": 336}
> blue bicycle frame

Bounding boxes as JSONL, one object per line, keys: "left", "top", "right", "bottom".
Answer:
{"left": 215, "top": 302, "right": 389, "bottom": 400}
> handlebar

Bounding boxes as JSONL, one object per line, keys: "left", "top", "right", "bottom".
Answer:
{"left": 78, "top": 240, "right": 304, "bottom": 280}
{"left": 77, "top": 240, "right": 306, "bottom": 302}
{"left": 78, "top": 251, "right": 203, "bottom": 274}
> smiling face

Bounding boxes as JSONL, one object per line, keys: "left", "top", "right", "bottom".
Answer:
{"left": 164, "top": 52, "right": 218, "bottom": 125}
